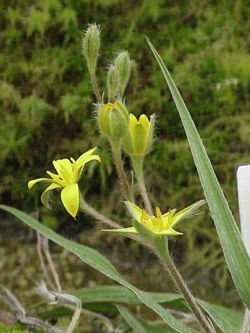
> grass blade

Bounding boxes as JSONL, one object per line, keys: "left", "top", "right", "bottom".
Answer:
{"left": 146, "top": 38, "right": 250, "bottom": 309}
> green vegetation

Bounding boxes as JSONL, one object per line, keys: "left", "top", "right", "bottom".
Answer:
{"left": 0, "top": 0, "right": 249, "bottom": 322}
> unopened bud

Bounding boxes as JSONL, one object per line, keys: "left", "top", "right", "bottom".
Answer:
{"left": 122, "top": 114, "right": 155, "bottom": 157}
{"left": 82, "top": 24, "right": 100, "bottom": 75}
{"left": 107, "top": 65, "right": 118, "bottom": 101}
{"left": 114, "top": 51, "right": 131, "bottom": 96}
{"left": 98, "top": 100, "right": 129, "bottom": 141}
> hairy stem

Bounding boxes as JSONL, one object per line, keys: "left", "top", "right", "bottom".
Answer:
{"left": 155, "top": 248, "right": 216, "bottom": 333}
{"left": 132, "top": 156, "right": 153, "bottom": 215}
{"left": 79, "top": 195, "right": 150, "bottom": 248}
{"left": 79, "top": 195, "right": 121, "bottom": 229}
{"left": 111, "top": 142, "right": 132, "bottom": 200}
{"left": 90, "top": 72, "right": 102, "bottom": 103}
{"left": 137, "top": 177, "right": 153, "bottom": 215}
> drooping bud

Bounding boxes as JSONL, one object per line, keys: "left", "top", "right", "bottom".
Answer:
{"left": 82, "top": 24, "right": 100, "bottom": 75}
{"left": 107, "top": 65, "right": 118, "bottom": 101}
{"left": 122, "top": 113, "right": 155, "bottom": 157}
{"left": 114, "top": 51, "right": 131, "bottom": 97}
{"left": 98, "top": 100, "right": 129, "bottom": 141}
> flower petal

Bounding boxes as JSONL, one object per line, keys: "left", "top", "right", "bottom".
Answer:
{"left": 132, "top": 123, "right": 148, "bottom": 155}
{"left": 28, "top": 178, "right": 53, "bottom": 189}
{"left": 102, "top": 227, "right": 137, "bottom": 234}
{"left": 76, "top": 154, "right": 101, "bottom": 170}
{"left": 76, "top": 147, "right": 99, "bottom": 165}
{"left": 172, "top": 200, "right": 206, "bottom": 226}
{"left": 53, "top": 159, "right": 73, "bottom": 181}
{"left": 124, "top": 201, "right": 142, "bottom": 222}
{"left": 139, "top": 114, "right": 150, "bottom": 130}
{"left": 41, "top": 183, "right": 62, "bottom": 208}
{"left": 61, "top": 183, "right": 79, "bottom": 218}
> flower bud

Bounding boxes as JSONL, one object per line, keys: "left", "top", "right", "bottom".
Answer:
{"left": 107, "top": 65, "right": 118, "bottom": 101}
{"left": 114, "top": 51, "right": 131, "bottom": 96}
{"left": 82, "top": 24, "right": 100, "bottom": 75}
{"left": 122, "top": 113, "right": 155, "bottom": 156}
{"left": 98, "top": 100, "right": 129, "bottom": 141}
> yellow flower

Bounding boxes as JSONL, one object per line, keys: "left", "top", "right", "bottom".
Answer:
{"left": 122, "top": 114, "right": 155, "bottom": 156}
{"left": 103, "top": 200, "right": 206, "bottom": 237}
{"left": 28, "top": 147, "right": 101, "bottom": 218}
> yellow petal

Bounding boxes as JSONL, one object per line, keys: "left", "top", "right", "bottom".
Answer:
{"left": 155, "top": 207, "right": 162, "bottom": 218}
{"left": 139, "top": 114, "right": 149, "bottom": 130}
{"left": 131, "top": 123, "right": 148, "bottom": 155}
{"left": 41, "top": 183, "right": 62, "bottom": 208}
{"left": 76, "top": 154, "right": 101, "bottom": 170}
{"left": 28, "top": 178, "right": 52, "bottom": 189}
{"left": 102, "top": 227, "right": 137, "bottom": 234}
{"left": 124, "top": 201, "right": 142, "bottom": 222}
{"left": 46, "top": 171, "right": 65, "bottom": 186}
{"left": 162, "top": 209, "right": 176, "bottom": 228}
{"left": 61, "top": 183, "right": 79, "bottom": 218}
{"left": 76, "top": 147, "right": 98, "bottom": 165}
{"left": 129, "top": 114, "right": 138, "bottom": 130}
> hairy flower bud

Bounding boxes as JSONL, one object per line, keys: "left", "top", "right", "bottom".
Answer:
{"left": 122, "top": 114, "right": 155, "bottom": 157}
{"left": 82, "top": 24, "right": 100, "bottom": 75}
{"left": 98, "top": 100, "right": 129, "bottom": 141}
{"left": 114, "top": 51, "right": 131, "bottom": 97}
{"left": 107, "top": 65, "right": 118, "bottom": 101}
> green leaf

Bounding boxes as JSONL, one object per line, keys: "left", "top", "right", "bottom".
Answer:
{"left": 117, "top": 305, "right": 149, "bottom": 333}
{"left": 198, "top": 300, "right": 242, "bottom": 333}
{"left": 0, "top": 205, "right": 197, "bottom": 333}
{"left": 118, "top": 305, "right": 175, "bottom": 333}
{"left": 73, "top": 285, "right": 242, "bottom": 333}
{"left": 73, "top": 285, "right": 183, "bottom": 306}
{"left": 147, "top": 38, "right": 250, "bottom": 309}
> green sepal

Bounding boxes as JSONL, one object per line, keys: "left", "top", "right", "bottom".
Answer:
{"left": 133, "top": 219, "right": 155, "bottom": 240}
{"left": 153, "top": 236, "right": 169, "bottom": 258}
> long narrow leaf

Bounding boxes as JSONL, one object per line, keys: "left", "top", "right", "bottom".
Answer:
{"left": 117, "top": 305, "right": 149, "bottom": 333}
{"left": 74, "top": 285, "right": 242, "bottom": 333}
{"left": 198, "top": 300, "right": 242, "bottom": 333}
{"left": 39, "top": 284, "right": 242, "bottom": 333}
{"left": 147, "top": 38, "right": 250, "bottom": 309}
{"left": 73, "top": 285, "right": 183, "bottom": 306}
{"left": 0, "top": 205, "right": 197, "bottom": 333}
{"left": 118, "top": 305, "right": 174, "bottom": 333}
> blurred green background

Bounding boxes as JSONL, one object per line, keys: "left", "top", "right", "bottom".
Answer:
{"left": 0, "top": 0, "right": 249, "bottom": 319}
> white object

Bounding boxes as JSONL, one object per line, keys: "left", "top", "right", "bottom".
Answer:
{"left": 237, "top": 165, "right": 250, "bottom": 255}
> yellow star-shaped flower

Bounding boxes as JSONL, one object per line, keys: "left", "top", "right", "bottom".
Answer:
{"left": 103, "top": 200, "right": 206, "bottom": 237}
{"left": 28, "top": 147, "right": 101, "bottom": 218}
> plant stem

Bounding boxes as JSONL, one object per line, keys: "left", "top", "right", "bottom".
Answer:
{"left": 79, "top": 195, "right": 121, "bottom": 229}
{"left": 154, "top": 242, "right": 216, "bottom": 333}
{"left": 137, "top": 177, "right": 153, "bottom": 215}
{"left": 90, "top": 72, "right": 102, "bottom": 103}
{"left": 79, "top": 195, "right": 150, "bottom": 248}
{"left": 132, "top": 156, "right": 153, "bottom": 215}
{"left": 111, "top": 142, "right": 132, "bottom": 200}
